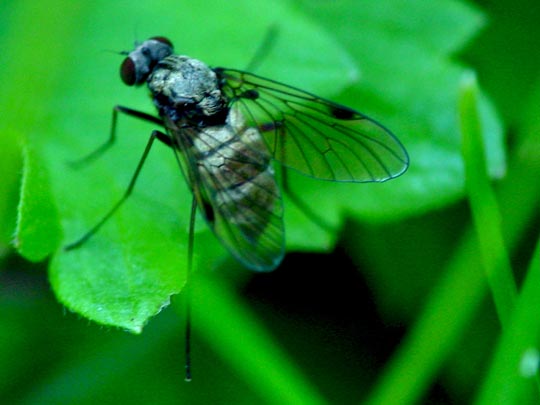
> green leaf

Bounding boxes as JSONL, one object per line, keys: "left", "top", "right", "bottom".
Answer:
{"left": 0, "top": 125, "right": 21, "bottom": 257}
{"left": 295, "top": 0, "right": 504, "bottom": 221}
{"left": 1, "top": 1, "right": 534, "bottom": 403}
{"left": 6, "top": 0, "right": 504, "bottom": 343}
{"left": 15, "top": 144, "right": 61, "bottom": 262}
{"left": 9, "top": 0, "right": 357, "bottom": 330}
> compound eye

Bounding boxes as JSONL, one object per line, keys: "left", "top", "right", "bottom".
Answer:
{"left": 120, "top": 57, "right": 137, "bottom": 86}
{"left": 150, "top": 36, "right": 173, "bottom": 48}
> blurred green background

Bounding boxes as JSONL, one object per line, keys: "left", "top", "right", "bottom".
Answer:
{"left": 1, "top": 0, "right": 539, "bottom": 403}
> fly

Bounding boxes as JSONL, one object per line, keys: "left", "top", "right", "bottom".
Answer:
{"left": 66, "top": 36, "right": 409, "bottom": 380}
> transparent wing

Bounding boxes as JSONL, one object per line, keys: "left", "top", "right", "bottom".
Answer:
{"left": 170, "top": 124, "right": 284, "bottom": 272}
{"left": 216, "top": 68, "right": 409, "bottom": 182}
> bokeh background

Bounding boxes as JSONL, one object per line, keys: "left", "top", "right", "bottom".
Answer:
{"left": 1, "top": 0, "right": 539, "bottom": 403}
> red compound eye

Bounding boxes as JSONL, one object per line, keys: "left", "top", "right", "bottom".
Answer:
{"left": 120, "top": 57, "right": 136, "bottom": 86}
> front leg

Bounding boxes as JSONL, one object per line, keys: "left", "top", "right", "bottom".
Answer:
{"left": 65, "top": 129, "right": 171, "bottom": 250}
{"left": 70, "top": 105, "right": 167, "bottom": 167}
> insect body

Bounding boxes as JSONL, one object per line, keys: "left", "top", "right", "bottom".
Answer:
{"left": 70, "top": 36, "right": 409, "bottom": 272}
{"left": 127, "top": 43, "right": 284, "bottom": 270}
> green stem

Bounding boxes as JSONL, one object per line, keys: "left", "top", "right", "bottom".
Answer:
{"left": 366, "top": 72, "right": 540, "bottom": 404}
{"left": 458, "top": 71, "right": 517, "bottom": 326}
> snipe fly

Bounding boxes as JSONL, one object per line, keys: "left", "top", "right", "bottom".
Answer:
{"left": 66, "top": 36, "right": 409, "bottom": 380}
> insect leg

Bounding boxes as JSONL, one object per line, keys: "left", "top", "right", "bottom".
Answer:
{"left": 64, "top": 129, "right": 171, "bottom": 250}
{"left": 243, "top": 24, "right": 279, "bottom": 73}
{"left": 280, "top": 165, "right": 335, "bottom": 233}
{"left": 184, "top": 195, "right": 197, "bottom": 382}
{"left": 70, "top": 105, "right": 164, "bottom": 167}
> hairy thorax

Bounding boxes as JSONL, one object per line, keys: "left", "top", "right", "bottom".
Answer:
{"left": 148, "top": 55, "right": 227, "bottom": 124}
